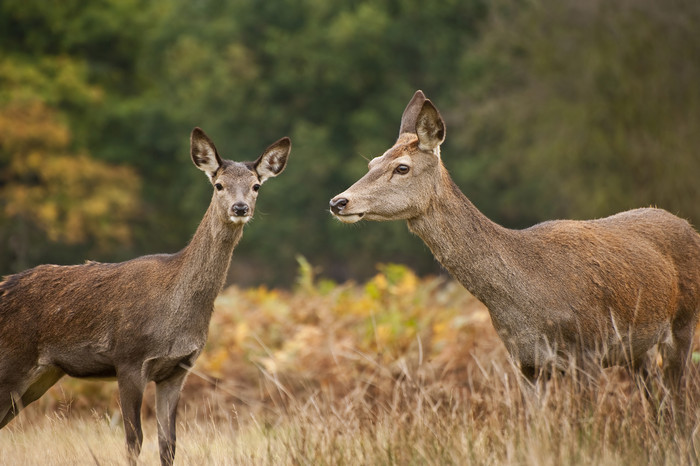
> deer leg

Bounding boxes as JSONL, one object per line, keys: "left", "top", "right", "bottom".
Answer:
{"left": 155, "top": 369, "right": 188, "bottom": 466}
{"left": 17, "top": 366, "right": 64, "bottom": 413}
{"left": 627, "top": 353, "right": 664, "bottom": 417}
{"left": 117, "top": 371, "right": 147, "bottom": 465}
{"left": 0, "top": 357, "right": 26, "bottom": 428}
{"left": 0, "top": 390, "right": 20, "bottom": 429}
{"left": 519, "top": 364, "right": 539, "bottom": 384}
{"left": 660, "top": 316, "right": 695, "bottom": 417}
{"left": 664, "top": 325, "right": 693, "bottom": 390}
{"left": 0, "top": 376, "right": 21, "bottom": 429}
{"left": 0, "top": 364, "right": 63, "bottom": 428}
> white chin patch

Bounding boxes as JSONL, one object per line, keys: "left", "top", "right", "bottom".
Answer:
{"left": 333, "top": 213, "right": 364, "bottom": 224}
{"left": 229, "top": 216, "right": 251, "bottom": 224}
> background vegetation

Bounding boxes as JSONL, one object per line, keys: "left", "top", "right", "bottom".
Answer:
{"left": 4, "top": 265, "right": 700, "bottom": 464}
{"left": 2, "top": 0, "right": 698, "bottom": 285}
{"left": 3, "top": 2, "right": 700, "bottom": 463}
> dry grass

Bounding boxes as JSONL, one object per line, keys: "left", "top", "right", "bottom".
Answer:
{"left": 2, "top": 261, "right": 700, "bottom": 465}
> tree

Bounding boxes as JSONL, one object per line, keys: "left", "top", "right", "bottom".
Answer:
{"left": 0, "top": 100, "right": 141, "bottom": 271}
{"left": 452, "top": 0, "right": 700, "bottom": 229}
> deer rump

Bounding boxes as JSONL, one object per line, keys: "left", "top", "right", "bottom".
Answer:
{"left": 482, "top": 208, "right": 700, "bottom": 373}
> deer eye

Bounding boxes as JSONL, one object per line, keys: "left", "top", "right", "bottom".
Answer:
{"left": 394, "top": 164, "right": 410, "bottom": 175}
{"left": 215, "top": 183, "right": 223, "bottom": 191}
{"left": 252, "top": 184, "right": 261, "bottom": 192}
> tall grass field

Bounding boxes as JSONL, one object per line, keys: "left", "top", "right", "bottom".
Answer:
{"left": 2, "top": 261, "right": 700, "bottom": 465}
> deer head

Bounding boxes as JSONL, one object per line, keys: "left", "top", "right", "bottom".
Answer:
{"left": 191, "top": 127, "right": 290, "bottom": 225}
{"left": 329, "top": 90, "right": 446, "bottom": 223}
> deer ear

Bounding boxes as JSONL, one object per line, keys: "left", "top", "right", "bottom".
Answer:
{"left": 415, "top": 100, "right": 445, "bottom": 154}
{"left": 399, "top": 90, "right": 427, "bottom": 136}
{"left": 254, "top": 137, "right": 291, "bottom": 183}
{"left": 190, "top": 127, "right": 222, "bottom": 180}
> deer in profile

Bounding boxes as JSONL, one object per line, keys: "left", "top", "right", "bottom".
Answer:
{"left": 0, "top": 127, "right": 290, "bottom": 465}
{"left": 330, "top": 90, "right": 700, "bottom": 394}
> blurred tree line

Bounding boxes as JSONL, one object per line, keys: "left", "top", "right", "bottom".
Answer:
{"left": 1, "top": 0, "right": 699, "bottom": 287}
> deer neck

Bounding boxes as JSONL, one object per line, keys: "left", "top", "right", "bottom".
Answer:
{"left": 407, "top": 166, "right": 519, "bottom": 307}
{"left": 174, "top": 198, "right": 243, "bottom": 312}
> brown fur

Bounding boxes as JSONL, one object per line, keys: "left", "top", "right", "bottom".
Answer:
{"left": 331, "top": 90, "right": 700, "bottom": 391}
{"left": 0, "top": 128, "right": 290, "bottom": 465}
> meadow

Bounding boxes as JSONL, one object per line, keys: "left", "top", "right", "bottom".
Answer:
{"left": 2, "top": 260, "right": 700, "bottom": 465}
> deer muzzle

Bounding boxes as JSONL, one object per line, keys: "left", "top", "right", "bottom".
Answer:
{"left": 329, "top": 197, "right": 348, "bottom": 215}
{"left": 329, "top": 196, "right": 365, "bottom": 223}
{"left": 229, "top": 202, "right": 251, "bottom": 224}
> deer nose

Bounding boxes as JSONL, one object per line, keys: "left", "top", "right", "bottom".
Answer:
{"left": 232, "top": 202, "right": 249, "bottom": 216}
{"left": 329, "top": 197, "right": 348, "bottom": 215}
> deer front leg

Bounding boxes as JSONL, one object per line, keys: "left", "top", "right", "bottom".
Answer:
{"left": 17, "top": 366, "right": 65, "bottom": 414}
{"left": 0, "top": 357, "right": 33, "bottom": 428}
{"left": 0, "top": 391, "right": 20, "bottom": 429}
{"left": 0, "top": 363, "right": 64, "bottom": 428}
{"left": 156, "top": 370, "right": 188, "bottom": 466}
{"left": 0, "top": 378, "right": 23, "bottom": 428}
{"left": 117, "top": 371, "right": 147, "bottom": 465}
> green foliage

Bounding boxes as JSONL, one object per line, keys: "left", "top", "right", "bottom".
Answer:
{"left": 0, "top": 46, "right": 142, "bottom": 270}
{"left": 452, "top": 0, "right": 700, "bottom": 227}
{"left": 1, "top": 0, "right": 699, "bottom": 285}
{"left": 0, "top": 101, "right": 141, "bottom": 270}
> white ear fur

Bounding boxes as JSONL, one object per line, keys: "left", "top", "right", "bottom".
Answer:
{"left": 190, "top": 127, "right": 222, "bottom": 180}
{"left": 415, "top": 101, "right": 446, "bottom": 156}
{"left": 255, "top": 137, "right": 291, "bottom": 183}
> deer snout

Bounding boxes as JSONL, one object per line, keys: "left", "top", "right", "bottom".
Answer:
{"left": 231, "top": 202, "right": 250, "bottom": 217}
{"left": 329, "top": 197, "right": 348, "bottom": 215}
{"left": 329, "top": 196, "right": 364, "bottom": 223}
